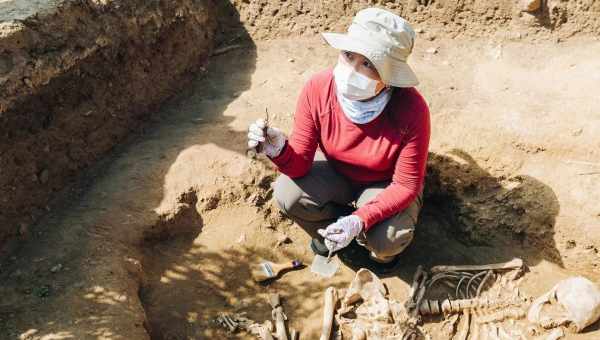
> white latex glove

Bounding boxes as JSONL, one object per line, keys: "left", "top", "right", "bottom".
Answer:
{"left": 247, "top": 118, "right": 286, "bottom": 158}
{"left": 317, "top": 215, "right": 364, "bottom": 253}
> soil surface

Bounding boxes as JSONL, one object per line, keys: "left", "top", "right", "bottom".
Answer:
{"left": 1, "top": 34, "right": 599, "bottom": 339}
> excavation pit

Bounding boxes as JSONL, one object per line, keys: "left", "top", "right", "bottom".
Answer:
{"left": 1, "top": 1, "right": 599, "bottom": 339}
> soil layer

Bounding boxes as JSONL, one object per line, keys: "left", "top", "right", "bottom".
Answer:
{"left": 0, "top": 0, "right": 217, "bottom": 253}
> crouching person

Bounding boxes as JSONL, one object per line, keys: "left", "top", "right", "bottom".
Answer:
{"left": 247, "top": 8, "right": 430, "bottom": 270}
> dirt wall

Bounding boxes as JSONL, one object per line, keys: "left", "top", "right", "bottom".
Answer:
{"left": 0, "top": 0, "right": 217, "bottom": 253}
{"left": 228, "top": 0, "right": 600, "bottom": 40}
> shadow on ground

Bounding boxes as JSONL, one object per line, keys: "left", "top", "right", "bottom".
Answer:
{"left": 138, "top": 145, "right": 562, "bottom": 338}
{"left": 141, "top": 227, "right": 324, "bottom": 339}
{"left": 389, "top": 148, "right": 561, "bottom": 283}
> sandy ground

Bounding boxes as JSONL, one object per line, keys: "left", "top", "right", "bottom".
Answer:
{"left": 1, "top": 35, "right": 600, "bottom": 339}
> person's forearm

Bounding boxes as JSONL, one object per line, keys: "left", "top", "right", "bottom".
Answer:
{"left": 270, "top": 142, "right": 313, "bottom": 178}
{"left": 353, "top": 182, "right": 420, "bottom": 230}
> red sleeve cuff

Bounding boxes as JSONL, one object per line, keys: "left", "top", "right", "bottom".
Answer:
{"left": 352, "top": 210, "right": 374, "bottom": 231}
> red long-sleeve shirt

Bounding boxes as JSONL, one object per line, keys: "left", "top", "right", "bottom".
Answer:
{"left": 272, "top": 69, "right": 431, "bottom": 230}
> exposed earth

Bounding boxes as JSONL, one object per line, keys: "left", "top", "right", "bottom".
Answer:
{"left": 1, "top": 1, "right": 599, "bottom": 339}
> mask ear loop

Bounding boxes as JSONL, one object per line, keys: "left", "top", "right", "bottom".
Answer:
{"left": 374, "top": 83, "right": 391, "bottom": 97}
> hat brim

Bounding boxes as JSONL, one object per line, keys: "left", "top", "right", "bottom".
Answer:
{"left": 322, "top": 32, "right": 419, "bottom": 88}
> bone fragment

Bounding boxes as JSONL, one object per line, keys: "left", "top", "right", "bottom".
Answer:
{"left": 406, "top": 265, "right": 428, "bottom": 321}
{"left": 343, "top": 268, "right": 387, "bottom": 307}
{"left": 260, "top": 328, "right": 275, "bottom": 340}
{"left": 440, "top": 314, "right": 459, "bottom": 338}
{"left": 456, "top": 275, "right": 469, "bottom": 299}
{"left": 419, "top": 296, "right": 525, "bottom": 315}
{"left": 465, "top": 270, "right": 488, "bottom": 298}
{"left": 390, "top": 300, "right": 410, "bottom": 324}
{"left": 427, "top": 272, "right": 462, "bottom": 288}
{"left": 430, "top": 258, "right": 523, "bottom": 273}
{"left": 476, "top": 270, "right": 494, "bottom": 297}
{"left": 545, "top": 327, "right": 565, "bottom": 340}
{"left": 455, "top": 310, "right": 471, "bottom": 340}
{"left": 469, "top": 311, "right": 480, "bottom": 340}
{"left": 475, "top": 307, "right": 526, "bottom": 324}
{"left": 344, "top": 269, "right": 392, "bottom": 323}
{"left": 268, "top": 294, "right": 288, "bottom": 340}
{"left": 211, "top": 44, "right": 243, "bottom": 56}
{"left": 498, "top": 325, "right": 515, "bottom": 340}
{"left": 408, "top": 266, "right": 425, "bottom": 298}
{"left": 351, "top": 324, "right": 366, "bottom": 340}
{"left": 487, "top": 324, "right": 501, "bottom": 340}
{"left": 320, "top": 287, "right": 338, "bottom": 340}
{"left": 249, "top": 321, "right": 274, "bottom": 340}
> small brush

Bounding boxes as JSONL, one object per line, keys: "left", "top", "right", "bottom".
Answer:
{"left": 251, "top": 259, "right": 303, "bottom": 282}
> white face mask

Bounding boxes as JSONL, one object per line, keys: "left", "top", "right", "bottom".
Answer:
{"left": 333, "top": 60, "right": 381, "bottom": 101}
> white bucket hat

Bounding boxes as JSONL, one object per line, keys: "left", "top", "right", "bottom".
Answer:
{"left": 322, "top": 7, "right": 419, "bottom": 87}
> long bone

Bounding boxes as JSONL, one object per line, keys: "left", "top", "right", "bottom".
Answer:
{"left": 456, "top": 310, "right": 471, "bottom": 340}
{"left": 268, "top": 294, "right": 288, "bottom": 340}
{"left": 406, "top": 265, "right": 428, "bottom": 321}
{"left": 320, "top": 287, "right": 338, "bottom": 340}
{"left": 470, "top": 309, "right": 482, "bottom": 340}
{"left": 475, "top": 307, "right": 526, "bottom": 324}
{"left": 430, "top": 258, "right": 523, "bottom": 274}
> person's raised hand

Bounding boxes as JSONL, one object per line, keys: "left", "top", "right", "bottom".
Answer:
{"left": 247, "top": 118, "right": 286, "bottom": 158}
{"left": 317, "top": 215, "right": 363, "bottom": 253}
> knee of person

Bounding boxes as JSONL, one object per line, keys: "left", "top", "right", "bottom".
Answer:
{"left": 371, "top": 228, "right": 415, "bottom": 258}
{"left": 273, "top": 174, "right": 303, "bottom": 216}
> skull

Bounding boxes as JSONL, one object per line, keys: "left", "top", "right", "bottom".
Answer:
{"left": 527, "top": 276, "right": 600, "bottom": 333}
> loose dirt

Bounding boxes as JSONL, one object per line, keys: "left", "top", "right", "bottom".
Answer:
{"left": 1, "top": 34, "right": 599, "bottom": 339}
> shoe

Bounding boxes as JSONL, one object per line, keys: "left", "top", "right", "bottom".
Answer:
{"left": 310, "top": 238, "right": 329, "bottom": 257}
{"left": 369, "top": 255, "right": 401, "bottom": 275}
{"left": 338, "top": 241, "right": 402, "bottom": 275}
{"left": 337, "top": 240, "right": 370, "bottom": 269}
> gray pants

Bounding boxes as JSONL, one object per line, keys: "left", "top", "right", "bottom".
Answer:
{"left": 273, "top": 154, "right": 423, "bottom": 262}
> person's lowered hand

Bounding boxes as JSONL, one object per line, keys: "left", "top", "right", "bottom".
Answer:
{"left": 317, "top": 215, "right": 363, "bottom": 253}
